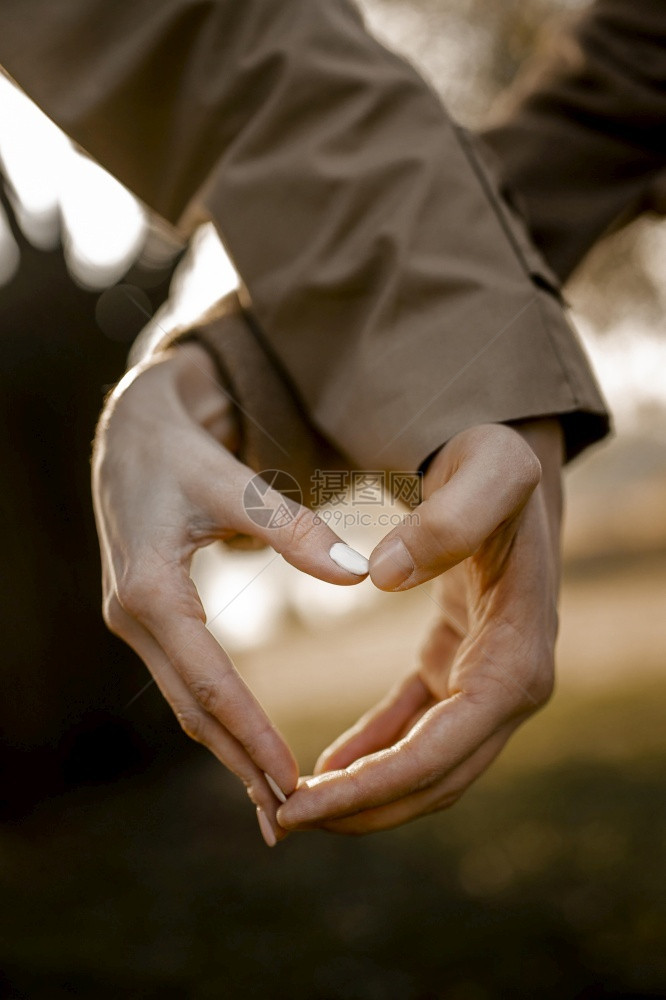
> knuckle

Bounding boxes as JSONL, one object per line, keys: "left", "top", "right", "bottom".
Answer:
{"left": 508, "top": 436, "right": 542, "bottom": 493}
{"left": 410, "top": 745, "right": 446, "bottom": 790}
{"left": 175, "top": 706, "right": 207, "bottom": 744}
{"left": 114, "top": 565, "right": 203, "bottom": 626}
{"left": 529, "top": 659, "right": 555, "bottom": 708}
{"left": 102, "top": 594, "right": 124, "bottom": 634}
{"left": 471, "top": 664, "right": 549, "bottom": 715}
{"left": 115, "top": 570, "right": 154, "bottom": 618}
{"left": 338, "top": 762, "right": 369, "bottom": 802}
{"left": 516, "top": 638, "right": 555, "bottom": 710}
{"left": 189, "top": 677, "right": 220, "bottom": 715}
{"left": 499, "top": 657, "right": 554, "bottom": 713}
{"left": 433, "top": 789, "right": 463, "bottom": 813}
{"left": 521, "top": 449, "right": 542, "bottom": 493}
{"left": 420, "top": 502, "right": 472, "bottom": 563}
{"left": 471, "top": 620, "right": 555, "bottom": 713}
{"left": 243, "top": 778, "right": 265, "bottom": 809}
{"left": 280, "top": 507, "right": 315, "bottom": 550}
{"left": 240, "top": 718, "right": 275, "bottom": 762}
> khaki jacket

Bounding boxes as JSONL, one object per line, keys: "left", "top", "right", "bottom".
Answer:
{"left": 0, "top": 0, "right": 616, "bottom": 482}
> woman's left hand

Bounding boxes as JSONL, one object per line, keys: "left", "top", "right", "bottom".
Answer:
{"left": 277, "top": 420, "right": 563, "bottom": 834}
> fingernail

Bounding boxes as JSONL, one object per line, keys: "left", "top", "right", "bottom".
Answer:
{"left": 299, "top": 774, "right": 327, "bottom": 790}
{"left": 256, "top": 807, "right": 277, "bottom": 847}
{"left": 329, "top": 542, "right": 369, "bottom": 576}
{"left": 371, "top": 538, "right": 414, "bottom": 589}
{"left": 264, "top": 772, "right": 287, "bottom": 803}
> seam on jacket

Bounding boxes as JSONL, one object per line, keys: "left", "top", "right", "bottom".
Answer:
{"left": 450, "top": 121, "right": 586, "bottom": 410}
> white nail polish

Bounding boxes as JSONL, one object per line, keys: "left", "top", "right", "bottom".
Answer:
{"left": 264, "top": 772, "right": 287, "bottom": 803}
{"left": 329, "top": 542, "right": 369, "bottom": 576}
{"left": 256, "top": 807, "right": 277, "bottom": 848}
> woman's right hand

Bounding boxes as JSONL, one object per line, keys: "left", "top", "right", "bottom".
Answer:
{"left": 92, "top": 341, "right": 368, "bottom": 844}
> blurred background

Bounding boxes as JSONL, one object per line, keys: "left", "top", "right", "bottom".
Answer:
{"left": 0, "top": 0, "right": 665, "bottom": 997}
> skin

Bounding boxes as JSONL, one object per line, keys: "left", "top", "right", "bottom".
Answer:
{"left": 92, "top": 342, "right": 368, "bottom": 840}
{"left": 276, "top": 419, "right": 563, "bottom": 834}
{"left": 94, "top": 341, "right": 563, "bottom": 839}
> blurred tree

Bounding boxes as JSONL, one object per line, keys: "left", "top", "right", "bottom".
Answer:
{"left": 360, "top": 0, "right": 589, "bottom": 120}
{"left": 361, "top": 0, "right": 665, "bottom": 342}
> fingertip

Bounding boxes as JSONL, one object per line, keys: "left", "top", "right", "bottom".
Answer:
{"left": 276, "top": 757, "right": 300, "bottom": 798}
{"left": 313, "top": 751, "right": 336, "bottom": 776}
{"left": 278, "top": 770, "right": 350, "bottom": 829}
{"left": 369, "top": 537, "right": 414, "bottom": 591}
{"left": 314, "top": 740, "right": 358, "bottom": 774}
{"left": 256, "top": 806, "right": 277, "bottom": 847}
{"left": 258, "top": 738, "right": 300, "bottom": 799}
{"left": 275, "top": 778, "right": 313, "bottom": 829}
{"left": 275, "top": 802, "right": 294, "bottom": 830}
{"left": 312, "top": 757, "right": 326, "bottom": 777}
{"left": 275, "top": 524, "right": 369, "bottom": 586}
{"left": 264, "top": 772, "right": 288, "bottom": 803}
{"left": 276, "top": 801, "right": 315, "bottom": 832}
{"left": 329, "top": 542, "right": 369, "bottom": 578}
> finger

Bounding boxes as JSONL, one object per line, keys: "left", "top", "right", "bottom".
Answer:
{"left": 369, "top": 424, "right": 541, "bottom": 591}
{"left": 277, "top": 690, "right": 504, "bottom": 829}
{"left": 156, "top": 615, "right": 299, "bottom": 797}
{"left": 205, "top": 462, "right": 370, "bottom": 585}
{"left": 148, "top": 641, "right": 292, "bottom": 842}
{"left": 314, "top": 726, "right": 513, "bottom": 835}
{"left": 110, "top": 570, "right": 299, "bottom": 798}
{"left": 317, "top": 611, "right": 467, "bottom": 775}
{"left": 314, "top": 675, "right": 431, "bottom": 773}
{"left": 316, "top": 594, "right": 468, "bottom": 774}
{"left": 114, "top": 607, "right": 291, "bottom": 843}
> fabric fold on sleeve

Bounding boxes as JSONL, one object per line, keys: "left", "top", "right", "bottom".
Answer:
{"left": 0, "top": 0, "right": 610, "bottom": 468}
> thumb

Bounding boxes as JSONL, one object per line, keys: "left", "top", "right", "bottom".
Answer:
{"left": 369, "top": 425, "right": 541, "bottom": 591}
{"left": 231, "top": 467, "right": 369, "bottom": 585}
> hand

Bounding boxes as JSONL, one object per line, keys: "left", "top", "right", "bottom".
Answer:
{"left": 277, "top": 420, "right": 563, "bottom": 834}
{"left": 92, "top": 342, "right": 368, "bottom": 844}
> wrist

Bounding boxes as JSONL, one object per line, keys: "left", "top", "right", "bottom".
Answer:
{"left": 509, "top": 417, "right": 564, "bottom": 469}
{"left": 510, "top": 418, "right": 564, "bottom": 555}
{"left": 101, "top": 341, "right": 236, "bottom": 444}
{"left": 166, "top": 341, "right": 240, "bottom": 451}
{"left": 509, "top": 417, "right": 563, "bottom": 495}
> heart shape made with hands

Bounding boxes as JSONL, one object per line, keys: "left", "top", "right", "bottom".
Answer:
{"left": 93, "top": 329, "right": 560, "bottom": 845}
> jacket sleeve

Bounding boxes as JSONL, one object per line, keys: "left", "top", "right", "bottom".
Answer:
{"left": 0, "top": 0, "right": 609, "bottom": 468}
{"left": 482, "top": 0, "right": 666, "bottom": 284}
